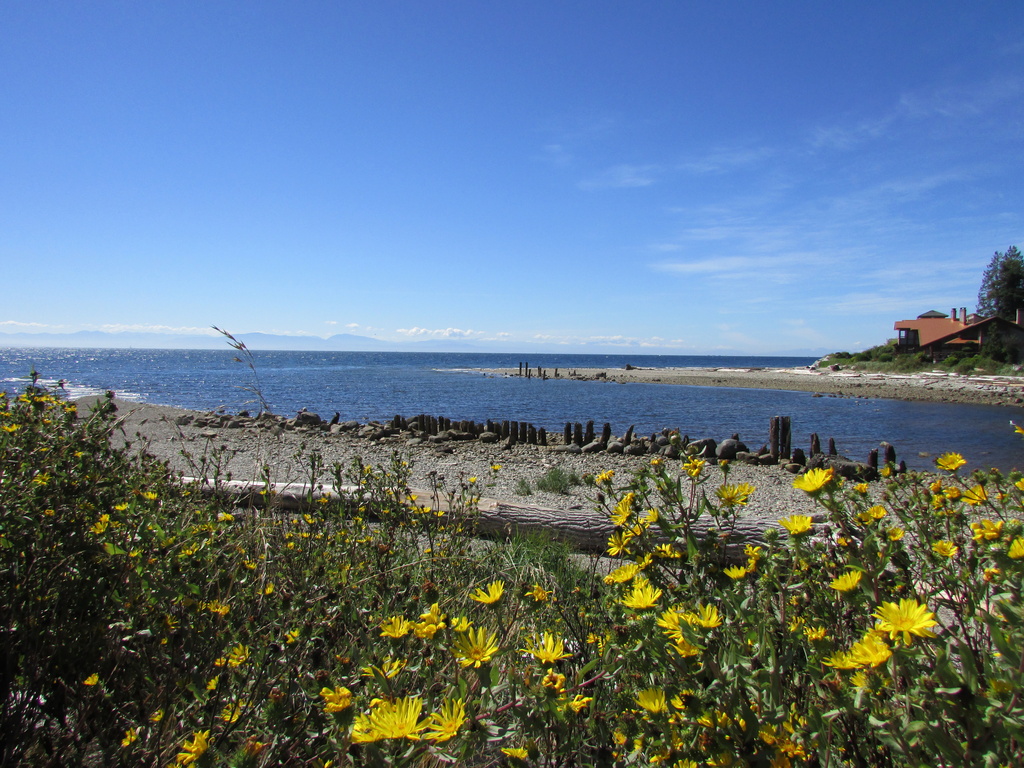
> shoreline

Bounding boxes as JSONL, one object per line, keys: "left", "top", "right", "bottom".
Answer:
{"left": 89, "top": 395, "right": 833, "bottom": 531}
{"left": 481, "top": 366, "right": 1024, "bottom": 409}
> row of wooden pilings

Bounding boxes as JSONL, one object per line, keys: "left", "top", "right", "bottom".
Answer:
{"left": 387, "top": 412, "right": 899, "bottom": 469}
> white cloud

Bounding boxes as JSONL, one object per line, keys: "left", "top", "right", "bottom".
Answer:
{"left": 395, "top": 327, "right": 485, "bottom": 339}
{"left": 0, "top": 320, "right": 52, "bottom": 329}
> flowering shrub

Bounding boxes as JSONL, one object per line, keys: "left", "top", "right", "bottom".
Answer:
{"left": 2, "top": 380, "right": 1023, "bottom": 766}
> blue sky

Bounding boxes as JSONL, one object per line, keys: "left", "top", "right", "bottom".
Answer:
{"left": 2, "top": 2, "right": 1022, "bottom": 354}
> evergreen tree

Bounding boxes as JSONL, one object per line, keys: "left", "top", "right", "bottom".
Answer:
{"left": 977, "top": 246, "right": 1024, "bottom": 320}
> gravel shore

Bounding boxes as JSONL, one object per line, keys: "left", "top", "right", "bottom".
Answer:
{"left": 86, "top": 365, "right": 1004, "bottom": 540}
{"left": 85, "top": 395, "right": 830, "bottom": 536}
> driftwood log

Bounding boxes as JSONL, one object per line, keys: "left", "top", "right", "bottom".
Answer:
{"left": 183, "top": 478, "right": 815, "bottom": 559}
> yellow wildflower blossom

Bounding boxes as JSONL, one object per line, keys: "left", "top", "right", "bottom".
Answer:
{"left": 610, "top": 492, "right": 635, "bottom": 525}
{"left": 521, "top": 633, "right": 572, "bottom": 665}
{"left": 970, "top": 519, "right": 1003, "bottom": 541}
{"left": 636, "top": 688, "right": 668, "bottom": 714}
{"left": 351, "top": 697, "right": 427, "bottom": 743}
{"left": 792, "top": 467, "right": 834, "bottom": 494}
{"left": 620, "top": 577, "right": 662, "bottom": 610}
{"left": 850, "top": 633, "right": 892, "bottom": 667}
{"left": 379, "top": 616, "right": 413, "bottom": 638}
{"left": 683, "top": 603, "right": 722, "bottom": 629}
{"left": 176, "top": 731, "right": 210, "bottom": 766}
{"left": 932, "top": 540, "right": 958, "bottom": 558}
{"left": 723, "top": 564, "right": 749, "bottom": 579}
{"left": 525, "top": 583, "right": 552, "bottom": 602}
{"left": 452, "top": 626, "right": 499, "bottom": 667}
{"left": 120, "top": 728, "right": 138, "bottom": 747}
{"left": 423, "top": 698, "right": 466, "bottom": 743}
{"left": 779, "top": 515, "right": 813, "bottom": 536}
{"left": 320, "top": 686, "right": 352, "bottom": 713}
{"left": 84, "top": 673, "right": 99, "bottom": 686}
{"left": 469, "top": 580, "right": 504, "bottom": 605}
{"left": 1008, "top": 537, "right": 1024, "bottom": 559}
{"left": 830, "top": 570, "right": 862, "bottom": 592}
{"left": 606, "top": 530, "right": 632, "bottom": 557}
{"left": 683, "top": 456, "right": 706, "bottom": 478}
{"left": 716, "top": 482, "right": 755, "bottom": 507}
{"left": 963, "top": 485, "right": 989, "bottom": 506}
{"left": 604, "top": 562, "right": 641, "bottom": 584}
{"left": 935, "top": 452, "right": 966, "bottom": 472}
{"left": 873, "top": 598, "right": 938, "bottom": 645}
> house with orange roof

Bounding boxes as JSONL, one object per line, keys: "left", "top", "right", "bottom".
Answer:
{"left": 894, "top": 307, "right": 1024, "bottom": 361}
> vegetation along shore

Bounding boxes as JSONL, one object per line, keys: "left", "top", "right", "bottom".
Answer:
{"left": 4, "top": 380, "right": 1024, "bottom": 765}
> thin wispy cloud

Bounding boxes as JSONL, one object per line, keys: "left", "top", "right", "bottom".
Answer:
{"left": 578, "top": 164, "right": 660, "bottom": 191}
{"left": 395, "top": 327, "right": 485, "bottom": 339}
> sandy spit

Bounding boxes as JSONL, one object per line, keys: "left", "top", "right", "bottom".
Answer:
{"left": 484, "top": 366, "right": 1024, "bottom": 409}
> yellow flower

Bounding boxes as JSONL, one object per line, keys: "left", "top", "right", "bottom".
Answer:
{"left": 932, "top": 540, "right": 958, "bottom": 558}
{"left": 542, "top": 670, "right": 566, "bottom": 691}
{"left": 671, "top": 637, "right": 701, "bottom": 657}
{"left": 654, "top": 543, "right": 681, "bottom": 558}
{"left": 423, "top": 698, "right": 466, "bottom": 743}
{"left": 963, "top": 485, "right": 989, "bottom": 506}
{"left": 830, "top": 570, "right": 862, "bottom": 592}
{"left": 452, "top": 626, "right": 499, "bottom": 668}
{"left": 887, "top": 527, "right": 905, "bottom": 541}
{"left": 620, "top": 577, "right": 662, "bottom": 610}
{"left": 176, "top": 730, "right": 210, "bottom": 765}
{"left": 83, "top": 673, "right": 99, "bottom": 686}
{"left": 361, "top": 658, "right": 406, "bottom": 680}
{"left": 221, "top": 701, "right": 245, "bottom": 723}
{"left": 525, "top": 584, "right": 552, "bottom": 602}
{"left": 636, "top": 688, "right": 668, "bottom": 714}
{"left": 90, "top": 515, "right": 110, "bottom": 534}
{"left": 604, "top": 562, "right": 641, "bottom": 584}
{"left": 683, "top": 456, "right": 706, "bottom": 478}
{"left": 150, "top": 709, "right": 164, "bottom": 723}
{"left": 792, "top": 467, "right": 835, "bottom": 495}
{"left": 823, "top": 650, "right": 860, "bottom": 670}
{"left": 1008, "top": 537, "right": 1024, "bottom": 559}
{"left": 414, "top": 603, "right": 447, "bottom": 638}
{"left": 320, "top": 686, "right": 352, "bottom": 713}
{"left": 351, "top": 697, "right": 427, "bottom": 743}
{"left": 970, "top": 519, "right": 1003, "bottom": 541}
{"left": 872, "top": 598, "right": 938, "bottom": 645}
{"left": 379, "top": 616, "right": 413, "bottom": 638}
{"left": 502, "top": 747, "right": 529, "bottom": 759}
{"left": 451, "top": 616, "right": 472, "bottom": 632}
{"left": 984, "top": 567, "right": 1002, "bottom": 583}
{"left": 595, "top": 469, "right": 615, "bottom": 485}
{"left": 610, "top": 492, "right": 635, "bottom": 525}
{"left": 850, "top": 633, "right": 892, "bottom": 667}
{"left": 469, "top": 580, "right": 504, "bottom": 605}
{"left": 855, "top": 505, "right": 887, "bottom": 525}
{"left": 521, "top": 633, "right": 572, "bottom": 665}
{"left": 803, "top": 626, "right": 827, "bottom": 641}
{"left": 606, "top": 531, "right": 632, "bottom": 557}
{"left": 683, "top": 603, "right": 722, "bottom": 629}
{"left": 723, "top": 564, "right": 749, "bottom": 580}
{"left": 935, "top": 452, "right": 966, "bottom": 472}
{"left": 120, "top": 728, "right": 138, "bottom": 747}
{"left": 285, "top": 628, "right": 300, "bottom": 644}
{"left": 779, "top": 515, "right": 813, "bottom": 536}
{"left": 568, "top": 694, "right": 593, "bottom": 712}
{"left": 716, "top": 482, "right": 755, "bottom": 508}
{"left": 853, "top": 482, "right": 869, "bottom": 494}
{"left": 141, "top": 491, "right": 158, "bottom": 501}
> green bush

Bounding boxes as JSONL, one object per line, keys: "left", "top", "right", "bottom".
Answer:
{"left": 534, "top": 467, "right": 581, "bottom": 495}
{"left": 4, "top": 381, "right": 1024, "bottom": 766}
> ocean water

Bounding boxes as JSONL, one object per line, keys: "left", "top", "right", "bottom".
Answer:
{"left": 1, "top": 347, "right": 1021, "bottom": 473}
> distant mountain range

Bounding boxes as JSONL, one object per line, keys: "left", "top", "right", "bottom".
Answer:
{"left": 0, "top": 329, "right": 831, "bottom": 358}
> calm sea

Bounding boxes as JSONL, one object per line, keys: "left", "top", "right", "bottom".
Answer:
{"left": 1, "top": 348, "right": 1021, "bottom": 473}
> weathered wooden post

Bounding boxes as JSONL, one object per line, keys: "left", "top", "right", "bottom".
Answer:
{"left": 810, "top": 433, "right": 821, "bottom": 456}
{"left": 623, "top": 425, "right": 635, "bottom": 446}
{"left": 769, "top": 417, "right": 780, "bottom": 460}
{"left": 882, "top": 442, "right": 897, "bottom": 466}
{"left": 518, "top": 362, "right": 523, "bottom": 377}
{"left": 868, "top": 449, "right": 879, "bottom": 470}
{"left": 828, "top": 437, "right": 837, "bottom": 456}
{"left": 528, "top": 424, "right": 537, "bottom": 444}
{"left": 601, "top": 423, "right": 612, "bottom": 445}
{"left": 538, "top": 427, "right": 547, "bottom": 446}
{"left": 501, "top": 420, "right": 510, "bottom": 439}
{"left": 563, "top": 423, "right": 572, "bottom": 445}
{"left": 574, "top": 422, "right": 583, "bottom": 446}
{"left": 781, "top": 417, "right": 791, "bottom": 459}
{"left": 584, "top": 420, "right": 595, "bottom": 445}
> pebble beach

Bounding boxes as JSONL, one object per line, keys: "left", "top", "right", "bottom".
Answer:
{"left": 75, "top": 363, "right": 1021, "bottom": 539}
